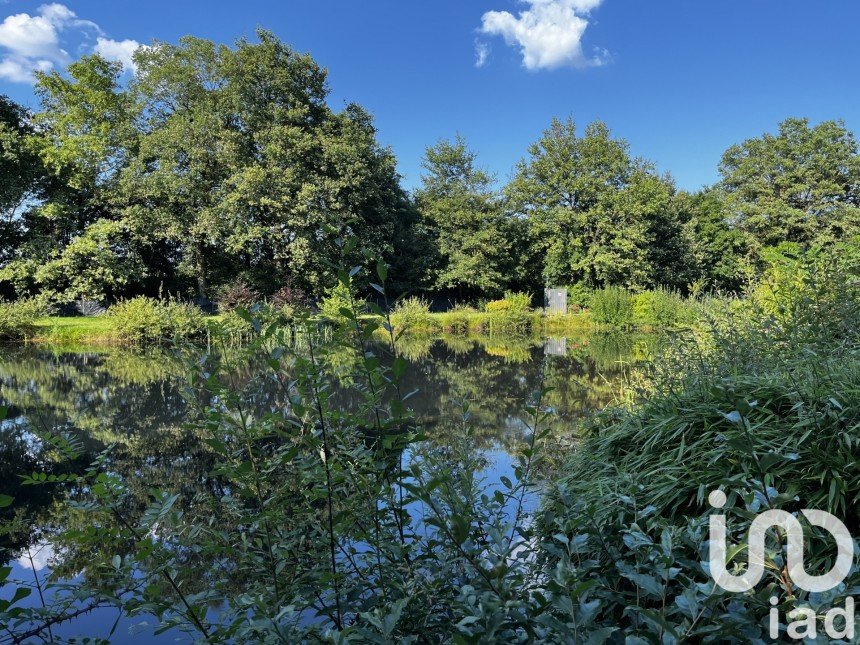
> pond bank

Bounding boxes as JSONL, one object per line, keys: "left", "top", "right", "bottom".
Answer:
{"left": 17, "top": 312, "right": 689, "bottom": 347}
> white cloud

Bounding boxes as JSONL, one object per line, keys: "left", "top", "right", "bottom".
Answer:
{"left": 17, "top": 542, "right": 55, "bottom": 572}
{"left": 0, "top": 56, "right": 52, "bottom": 82}
{"left": 0, "top": 3, "right": 138, "bottom": 83}
{"left": 95, "top": 37, "right": 143, "bottom": 72}
{"left": 475, "top": 40, "right": 490, "bottom": 68}
{"left": 0, "top": 9, "right": 64, "bottom": 60}
{"left": 479, "top": 0, "right": 609, "bottom": 70}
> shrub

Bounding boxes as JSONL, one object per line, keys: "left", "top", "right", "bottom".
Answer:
{"left": 484, "top": 299, "right": 512, "bottom": 313}
{"left": 589, "top": 286, "right": 633, "bottom": 326}
{"left": 484, "top": 291, "right": 532, "bottom": 314}
{"left": 215, "top": 310, "right": 255, "bottom": 339}
{"left": 0, "top": 298, "right": 46, "bottom": 342}
{"left": 481, "top": 292, "right": 534, "bottom": 333}
{"left": 390, "top": 296, "right": 434, "bottom": 333}
{"left": 320, "top": 283, "right": 365, "bottom": 323}
{"left": 270, "top": 283, "right": 311, "bottom": 312}
{"left": 566, "top": 282, "right": 593, "bottom": 311}
{"left": 216, "top": 278, "right": 261, "bottom": 312}
{"left": 110, "top": 297, "right": 206, "bottom": 344}
{"left": 632, "top": 288, "right": 695, "bottom": 328}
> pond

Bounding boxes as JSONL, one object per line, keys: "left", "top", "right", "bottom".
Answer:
{"left": 0, "top": 332, "right": 656, "bottom": 642}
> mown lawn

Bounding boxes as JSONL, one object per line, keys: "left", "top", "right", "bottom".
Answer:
{"left": 32, "top": 317, "right": 122, "bottom": 345}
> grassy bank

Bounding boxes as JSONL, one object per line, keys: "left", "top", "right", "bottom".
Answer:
{"left": 15, "top": 308, "right": 677, "bottom": 346}
{"left": 4, "top": 252, "right": 857, "bottom": 641}
{"left": 535, "top": 252, "right": 860, "bottom": 639}
{"left": 31, "top": 316, "right": 122, "bottom": 345}
{"left": 11, "top": 309, "right": 659, "bottom": 347}
{"left": 3, "top": 287, "right": 701, "bottom": 347}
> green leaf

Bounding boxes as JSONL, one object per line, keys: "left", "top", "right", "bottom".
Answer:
{"left": 376, "top": 260, "right": 388, "bottom": 283}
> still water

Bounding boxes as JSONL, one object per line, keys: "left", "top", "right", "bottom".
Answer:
{"left": 0, "top": 332, "right": 654, "bottom": 642}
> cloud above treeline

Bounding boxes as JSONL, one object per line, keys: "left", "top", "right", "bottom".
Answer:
{"left": 477, "top": 0, "right": 610, "bottom": 71}
{"left": 0, "top": 2, "right": 142, "bottom": 82}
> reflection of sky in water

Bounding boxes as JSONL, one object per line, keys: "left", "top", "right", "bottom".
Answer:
{"left": 0, "top": 334, "right": 648, "bottom": 641}
{"left": 16, "top": 541, "right": 53, "bottom": 571}
{"left": 6, "top": 553, "right": 193, "bottom": 643}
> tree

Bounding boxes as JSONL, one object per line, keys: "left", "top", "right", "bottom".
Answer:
{"left": 720, "top": 117, "right": 860, "bottom": 255}
{"left": 677, "top": 188, "right": 750, "bottom": 293}
{"left": 117, "top": 36, "right": 234, "bottom": 299}
{"left": 507, "top": 117, "right": 687, "bottom": 291}
{"left": 118, "top": 31, "right": 417, "bottom": 298}
{"left": 0, "top": 31, "right": 425, "bottom": 304}
{"left": 0, "top": 96, "right": 44, "bottom": 273}
{"left": 0, "top": 96, "right": 42, "bottom": 222}
{"left": 0, "top": 58, "right": 141, "bottom": 302}
{"left": 415, "top": 136, "right": 514, "bottom": 298}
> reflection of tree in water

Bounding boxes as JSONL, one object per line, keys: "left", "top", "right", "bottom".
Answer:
{"left": 0, "top": 349, "right": 212, "bottom": 567}
{"left": 0, "top": 334, "right": 649, "bottom": 567}
{"left": 394, "top": 333, "right": 651, "bottom": 452}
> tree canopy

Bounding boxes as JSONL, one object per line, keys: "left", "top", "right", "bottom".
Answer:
{"left": 415, "top": 136, "right": 519, "bottom": 299}
{"left": 506, "top": 118, "right": 688, "bottom": 291}
{"left": 0, "top": 33, "right": 858, "bottom": 306}
{"left": 720, "top": 117, "right": 860, "bottom": 256}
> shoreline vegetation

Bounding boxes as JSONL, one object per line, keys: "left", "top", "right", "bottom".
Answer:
{"left": 3, "top": 249, "right": 858, "bottom": 641}
{"left": 6, "top": 286, "right": 700, "bottom": 347}
{"left": 3, "top": 26, "right": 860, "bottom": 643}
{"left": 0, "top": 263, "right": 822, "bottom": 347}
{"left": 3, "top": 32, "right": 860, "bottom": 345}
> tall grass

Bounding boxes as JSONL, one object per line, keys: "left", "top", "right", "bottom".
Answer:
{"left": 109, "top": 297, "right": 206, "bottom": 345}
{"left": 0, "top": 299, "right": 47, "bottom": 342}
{"left": 589, "top": 286, "right": 634, "bottom": 326}
{"left": 538, "top": 250, "right": 860, "bottom": 639}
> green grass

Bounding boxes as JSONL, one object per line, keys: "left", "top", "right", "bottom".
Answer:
{"left": 27, "top": 308, "right": 682, "bottom": 347}
{"left": 31, "top": 315, "right": 222, "bottom": 346}
{"left": 32, "top": 316, "right": 120, "bottom": 344}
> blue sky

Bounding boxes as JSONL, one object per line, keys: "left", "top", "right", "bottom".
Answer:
{"left": 1, "top": 1, "right": 859, "bottom": 192}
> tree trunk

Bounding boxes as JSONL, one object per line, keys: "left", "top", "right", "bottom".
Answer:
{"left": 196, "top": 242, "right": 208, "bottom": 299}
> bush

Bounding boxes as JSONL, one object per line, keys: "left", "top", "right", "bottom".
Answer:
{"left": 632, "top": 288, "right": 695, "bottom": 328}
{"left": 539, "top": 255, "right": 860, "bottom": 638}
{"left": 0, "top": 298, "right": 46, "bottom": 342}
{"left": 270, "top": 283, "right": 311, "bottom": 312}
{"left": 390, "top": 296, "right": 434, "bottom": 333}
{"left": 320, "top": 283, "right": 365, "bottom": 324}
{"left": 484, "top": 291, "right": 532, "bottom": 314}
{"left": 589, "top": 286, "right": 633, "bottom": 326}
{"left": 481, "top": 292, "right": 534, "bottom": 333}
{"left": 484, "top": 299, "right": 512, "bottom": 313}
{"left": 566, "top": 281, "right": 593, "bottom": 311}
{"left": 216, "top": 278, "right": 261, "bottom": 312}
{"left": 109, "top": 297, "right": 206, "bottom": 344}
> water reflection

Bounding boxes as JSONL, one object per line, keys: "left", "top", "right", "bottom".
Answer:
{"left": 0, "top": 332, "right": 652, "bottom": 640}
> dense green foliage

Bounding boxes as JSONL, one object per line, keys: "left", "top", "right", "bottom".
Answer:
{"left": 3, "top": 250, "right": 858, "bottom": 641}
{"left": 506, "top": 118, "right": 690, "bottom": 291}
{"left": 109, "top": 296, "right": 206, "bottom": 344}
{"left": 538, "top": 249, "right": 860, "bottom": 640}
{"left": 0, "top": 298, "right": 45, "bottom": 342}
{"left": 721, "top": 117, "right": 860, "bottom": 258}
{"left": 0, "top": 32, "right": 419, "bottom": 304}
{"left": 415, "top": 136, "right": 526, "bottom": 298}
{"left": 2, "top": 30, "right": 860, "bottom": 312}
{"left": 3, "top": 25, "right": 860, "bottom": 644}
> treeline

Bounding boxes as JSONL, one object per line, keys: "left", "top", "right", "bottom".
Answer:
{"left": 2, "top": 30, "right": 860, "bottom": 308}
